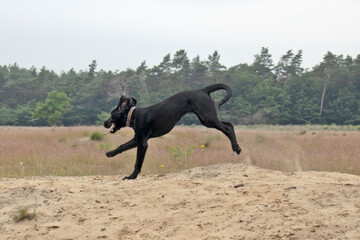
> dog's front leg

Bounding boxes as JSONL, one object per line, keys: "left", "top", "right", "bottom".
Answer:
{"left": 106, "top": 137, "right": 137, "bottom": 158}
{"left": 123, "top": 140, "right": 148, "bottom": 180}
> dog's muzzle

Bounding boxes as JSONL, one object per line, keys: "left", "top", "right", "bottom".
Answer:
{"left": 109, "top": 123, "right": 116, "bottom": 133}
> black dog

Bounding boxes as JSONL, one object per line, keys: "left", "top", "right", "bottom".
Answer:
{"left": 104, "top": 83, "right": 241, "bottom": 180}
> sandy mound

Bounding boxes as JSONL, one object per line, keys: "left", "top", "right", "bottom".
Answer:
{"left": 1, "top": 162, "right": 360, "bottom": 240}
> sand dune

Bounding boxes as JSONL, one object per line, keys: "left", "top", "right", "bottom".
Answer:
{"left": 1, "top": 162, "right": 360, "bottom": 240}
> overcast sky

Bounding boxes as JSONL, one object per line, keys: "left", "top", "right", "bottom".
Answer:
{"left": 1, "top": 0, "right": 360, "bottom": 73}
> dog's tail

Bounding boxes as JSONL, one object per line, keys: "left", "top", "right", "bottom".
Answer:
{"left": 202, "top": 83, "right": 232, "bottom": 108}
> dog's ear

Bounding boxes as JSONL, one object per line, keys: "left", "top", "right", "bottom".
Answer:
{"left": 118, "top": 96, "right": 136, "bottom": 110}
{"left": 118, "top": 95, "right": 127, "bottom": 110}
{"left": 129, "top": 98, "right": 137, "bottom": 107}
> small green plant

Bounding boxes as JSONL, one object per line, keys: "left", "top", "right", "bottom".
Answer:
{"left": 312, "top": 132, "right": 316, "bottom": 135}
{"left": 168, "top": 145, "right": 195, "bottom": 170}
{"left": 169, "top": 145, "right": 194, "bottom": 161}
{"left": 90, "top": 132, "right": 104, "bottom": 141}
{"left": 299, "top": 130, "right": 306, "bottom": 135}
{"left": 13, "top": 207, "right": 36, "bottom": 222}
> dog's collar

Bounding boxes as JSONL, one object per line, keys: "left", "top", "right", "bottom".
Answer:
{"left": 126, "top": 107, "right": 136, "bottom": 127}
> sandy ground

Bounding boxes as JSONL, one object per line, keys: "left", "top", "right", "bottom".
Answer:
{"left": 1, "top": 162, "right": 360, "bottom": 240}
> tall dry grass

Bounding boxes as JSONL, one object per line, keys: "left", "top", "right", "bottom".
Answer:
{"left": 241, "top": 129, "right": 360, "bottom": 175}
{"left": 0, "top": 126, "right": 359, "bottom": 177}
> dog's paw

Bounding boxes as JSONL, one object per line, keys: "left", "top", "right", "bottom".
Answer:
{"left": 106, "top": 151, "right": 115, "bottom": 158}
{"left": 234, "top": 146, "right": 242, "bottom": 155}
{"left": 232, "top": 144, "right": 242, "bottom": 155}
{"left": 122, "top": 175, "right": 136, "bottom": 180}
{"left": 122, "top": 172, "right": 138, "bottom": 180}
{"left": 236, "top": 148, "right": 242, "bottom": 155}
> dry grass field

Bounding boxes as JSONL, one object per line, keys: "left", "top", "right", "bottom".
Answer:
{"left": 1, "top": 126, "right": 360, "bottom": 239}
{"left": 1, "top": 125, "right": 359, "bottom": 177}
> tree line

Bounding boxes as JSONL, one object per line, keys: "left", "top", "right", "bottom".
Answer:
{"left": 1, "top": 47, "right": 360, "bottom": 126}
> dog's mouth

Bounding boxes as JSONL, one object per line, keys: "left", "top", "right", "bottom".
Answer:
{"left": 109, "top": 123, "right": 116, "bottom": 133}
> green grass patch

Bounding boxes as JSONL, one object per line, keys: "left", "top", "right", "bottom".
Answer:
{"left": 90, "top": 131, "right": 104, "bottom": 141}
{"left": 13, "top": 207, "right": 36, "bottom": 222}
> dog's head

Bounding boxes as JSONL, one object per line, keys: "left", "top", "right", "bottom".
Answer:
{"left": 104, "top": 96, "right": 137, "bottom": 133}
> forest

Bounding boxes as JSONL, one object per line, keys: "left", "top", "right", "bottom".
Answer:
{"left": 1, "top": 47, "right": 360, "bottom": 126}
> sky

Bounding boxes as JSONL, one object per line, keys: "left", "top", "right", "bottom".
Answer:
{"left": 1, "top": 0, "right": 360, "bottom": 73}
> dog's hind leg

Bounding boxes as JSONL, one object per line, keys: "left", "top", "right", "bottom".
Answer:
{"left": 195, "top": 109, "right": 241, "bottom": 154}
{"left": 211, "top": 121, "right": 241, "bottom": 154}
{"left": 221, "top": 121, "right": 241, "bottom": 154}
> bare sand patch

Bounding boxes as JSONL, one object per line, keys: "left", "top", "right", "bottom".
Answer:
{"left": 1, "top": 162, "right": 359, "bottom": 239}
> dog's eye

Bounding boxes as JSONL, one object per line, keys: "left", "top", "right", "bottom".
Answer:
{"left": 112, "top": 112, "right": 120, "bottom": 118}
{"left": 112, "top": 111, "right": 124, "bottom": 121}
